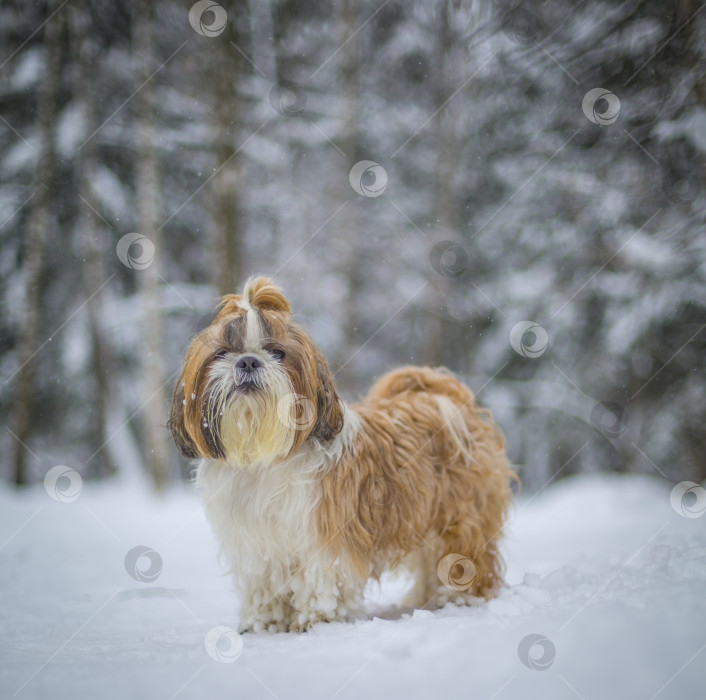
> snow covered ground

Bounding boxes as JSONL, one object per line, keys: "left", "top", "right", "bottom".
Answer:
{"left": 1, "top": 472, "right": 704, "bottom": 700}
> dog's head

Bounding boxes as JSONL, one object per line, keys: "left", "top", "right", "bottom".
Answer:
{"left": 168, "top": 277, "right": 344, "bottom": 465}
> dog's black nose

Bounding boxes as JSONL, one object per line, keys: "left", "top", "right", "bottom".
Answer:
{"left": 236, "top": 355, "right": 261, "bottom": 372}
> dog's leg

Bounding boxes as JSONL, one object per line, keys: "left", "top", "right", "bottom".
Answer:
{"left": 287, "top": 560, "right": 364, "bottom": 632}
{"left": 237, "top": 560, "right": 364, "bottom": 633}
{"left": 236, "top": 566, "right": 298, "bottom": 633}
{"left": 402, "top": 545, "right": 441, "bottom": 608}
{"left": 404, "top": 539, "right": 495, "bottom": 610}
{"left": 435, "top": 521, "right": 506, "bottom": 604}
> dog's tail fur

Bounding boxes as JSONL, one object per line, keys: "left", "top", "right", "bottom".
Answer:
{"left": 366, "top": 364, "right": 508, "bottom": 449}
{"left": 366, "top": 365, "right": 468, "bottom": 402}
{"left": 367, "top": 366, "right": 482, "bottom": 461}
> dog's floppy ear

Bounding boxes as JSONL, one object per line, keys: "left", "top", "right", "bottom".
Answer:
{"left": 167, "top": 373, "right": 199, "bottom": 459}
{"left": 311, "top": 353, "right": 344, "bottom": 442}
{"left": 284, "top": 322, "right": 344, "bottom": 447}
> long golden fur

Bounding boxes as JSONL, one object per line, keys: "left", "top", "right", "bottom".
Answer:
{"left": 168, "top": 277, "right": 516, "bottom": 632}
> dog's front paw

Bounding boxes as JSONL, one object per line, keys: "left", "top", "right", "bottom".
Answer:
{"left": 239, "top": 601, "right": 357, "bottom": 633}
{"left": 238, "top": 594, "right": 293, "bottom": 633}
{"left": 238, "top": 618, "right": 289, "bottom": 634}
{"left": 288, "top": 598, "right": 361, "bottom": 632}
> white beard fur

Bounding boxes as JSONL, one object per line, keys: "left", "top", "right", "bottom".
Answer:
{"left": 196, "top": 406, "right": 361, "bottom": 632}
{"left": 205, "top": 354, "right": 297, "bottom": 465}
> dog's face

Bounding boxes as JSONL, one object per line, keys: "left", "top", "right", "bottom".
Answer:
{"left": 168, "top": 277, "right": 344, "bottom": 465}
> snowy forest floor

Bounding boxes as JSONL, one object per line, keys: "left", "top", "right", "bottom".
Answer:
{"left": 1, "top": 472, "right": 704, "bottom": 700}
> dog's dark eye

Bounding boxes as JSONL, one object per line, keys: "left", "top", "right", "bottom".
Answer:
{"left": 270, "top": 348, "right": 285, "bottom": 361}
{"left": 214, "top": 349, "right": 228, "bottom": 360}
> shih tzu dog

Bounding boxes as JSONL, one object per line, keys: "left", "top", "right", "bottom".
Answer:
{"left": 168, "top": 277, "right": 515, "bottom": 633}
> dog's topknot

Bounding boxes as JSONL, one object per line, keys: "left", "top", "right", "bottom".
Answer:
{"left": 216, "top": 276, "right": 291, "bottom": 321}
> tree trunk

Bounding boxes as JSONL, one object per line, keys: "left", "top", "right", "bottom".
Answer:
{"left": 135, "top": 0, "right": 170, "bottom": 490}
{"left": 678, "top": 0, "right": 706, "bottom": 483}
{"left": 10, "top": 0, "right": 64, "bottom": 485}
{"left": 335, "top": 0, "right": 362, "bottom": 392}
{"left": 427, "top": 0, "right": 464, "bottom": 368}
{"left": 210, "top": 1, "right": 248, "bottom": 295}
{"left": 249, "top": 0, "right": 275, "bottom": 80}
{"left": 212, "top": 80, "right": 243, "bottom": 296}
{"left": 70, "top": 1, "right": 114, "bottom": 478}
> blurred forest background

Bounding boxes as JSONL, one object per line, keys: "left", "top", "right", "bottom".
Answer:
{"left": 0, "top": 0, "right": 704, "bottom": 491}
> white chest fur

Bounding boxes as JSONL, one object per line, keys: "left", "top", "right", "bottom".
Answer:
{"left": 197, "top": 451, "right": 321, "bottom": 578}
{"left": 195, "top": 407, "right": 360, "bottom": 580}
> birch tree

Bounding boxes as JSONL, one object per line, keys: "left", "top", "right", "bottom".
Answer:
{"left": 135, "top": 0, "right": 169, "bottom": 489}
{"left": 9, "top": 0, "right": 64, "bottom": 485}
